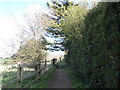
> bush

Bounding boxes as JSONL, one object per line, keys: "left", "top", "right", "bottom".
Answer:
{"left": 64, "top": 2, "right": 120, "bottom": 88}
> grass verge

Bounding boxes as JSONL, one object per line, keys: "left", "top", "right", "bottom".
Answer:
{"left": 2, "top": 66, "right": 56, "bottom": 88}
{"left": 63, "top": 62, "right": 86, "bottom": 88}
{"left": 31, "top": 66, "right": 56, "bottom": 88}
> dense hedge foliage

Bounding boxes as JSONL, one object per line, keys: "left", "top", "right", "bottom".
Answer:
{"left": 64, "top": 2, "right": 120, "bottom": 88}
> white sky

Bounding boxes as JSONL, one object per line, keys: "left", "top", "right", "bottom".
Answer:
{"left": 0, "top": 0, "right": 50, "bottom": 58}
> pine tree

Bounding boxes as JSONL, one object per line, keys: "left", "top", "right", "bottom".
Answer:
{"left": 46, "top": 0, "right": 79, "bottom": 51}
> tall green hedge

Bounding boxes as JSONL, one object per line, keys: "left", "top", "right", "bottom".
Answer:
{"left": 64, "top": 2, "right": 120, "bottom": 88}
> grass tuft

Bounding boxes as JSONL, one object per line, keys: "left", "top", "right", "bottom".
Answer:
{"left": 64, "top": 62, "right": 85, "bottom": 88}
{"left": 31, "top": 67, "right": 56, "bottom": 88}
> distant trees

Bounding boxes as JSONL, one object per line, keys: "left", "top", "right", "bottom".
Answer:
{"left": 11, "top": 8, "right": 49, "bottom": 63}
{"left": 14, "top": 38, "right": 46, "bottom": 62}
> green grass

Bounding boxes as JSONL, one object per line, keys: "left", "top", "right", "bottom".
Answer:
{"left": 21, "top": 75, "right": 36, "bottom": 88}
{"left": 31, "top": 67, "right": 56, "bottom": 88}
{"left": 2, "top": 71, "right": 17, "bottom": 83}
{"left": 0, "top": 59, "right": 17, "bottom": 65}
{"left": 63, "top": 62, "right": 86, "bottom": 88}
{"left": 0, "top": 59, "right": 16, "bottom": 63}
{"left": 2, "top": 66, "right": 56, "bottom": 88}
{"left": 1, "top": 70, "right": 17, "bottom": 88}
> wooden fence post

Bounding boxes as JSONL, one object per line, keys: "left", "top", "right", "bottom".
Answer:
{"left": 16, "top": 64, "right": 23, "bottom": 88}
{"left": 20, "top": 66, "right": 23, "bottom": 83}
{"left": 37, "top": 61, "right": 41, "bottom": 78}
{"left": 59, "top": 57, "right": 61, "bottom": 62}
{"left": 37, "top": 65, "right": 39, "bottom": 78}
{"left": 16, "top": 64, "right": 20, "bottom": 88}
{"left": 51, "top": 60, "right": 53, "bottom": 65}
{"left": 0, "top": 73, "right": 3, "bottom": 89}
{"left": 45, "top": 59, "right": 47, "bottom": 67}
{"left": 39, "top": 61, "right": 41, "bottom": 75}
{"left": 52, "top": 58, "right": 56, "bottom": 66}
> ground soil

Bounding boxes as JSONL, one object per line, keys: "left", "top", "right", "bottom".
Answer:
{"left": 48, "top": 63, "right": 72, "bottom": 88}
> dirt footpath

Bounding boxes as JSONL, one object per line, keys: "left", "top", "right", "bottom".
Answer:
{"left": 48, "top": 65, "right": 72, "bottom": 88}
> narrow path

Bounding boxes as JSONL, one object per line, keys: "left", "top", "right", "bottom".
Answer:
{"left": 48, "top": 63, "right": 72, "bottom": 88}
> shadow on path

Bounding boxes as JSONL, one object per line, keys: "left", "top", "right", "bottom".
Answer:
{"left": 48, "top": 62, "right": 72, "bottom": 88}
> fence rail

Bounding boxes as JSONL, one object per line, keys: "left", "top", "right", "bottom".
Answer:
{"left": 1, "top": 59, "right": 56, "bottom": 88}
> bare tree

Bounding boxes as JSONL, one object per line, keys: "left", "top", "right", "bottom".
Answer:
{"left": 19, "top": 12, "right": 49, "bottom": 41}
{"left": 12, "top": 10, "right": 50, "bottom": 63}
